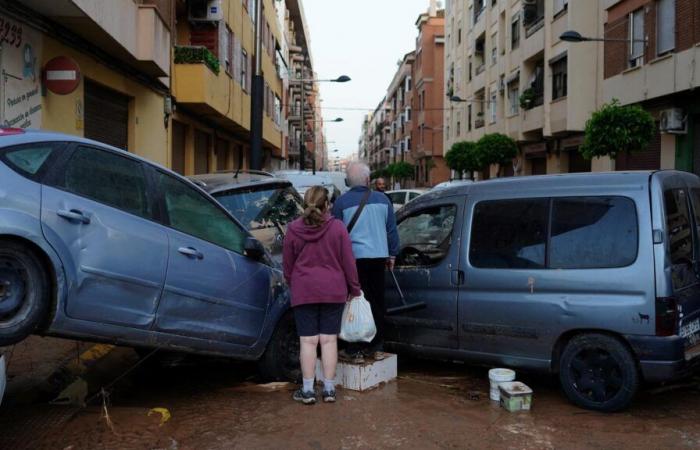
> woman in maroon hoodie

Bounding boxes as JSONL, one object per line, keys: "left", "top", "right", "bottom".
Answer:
{"left": 283, "top": 186, "right": 361, "bottom": 405}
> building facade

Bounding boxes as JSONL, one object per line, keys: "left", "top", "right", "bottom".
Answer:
{"left": 603, "top": 0, "right": 700, "bottom": 174}
{"left": 386, "top": 51, "right": 415, "bottom": 166}
{"left": 444, "top": 0, "right": 607, "bottom": 178}
{"left": 412, "top": 5, "right": 450, "bottom": 187}
{"left": 1, "top": 0, "right": 172, "bottom": 165}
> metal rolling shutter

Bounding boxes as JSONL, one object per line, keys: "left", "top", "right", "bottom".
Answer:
{"left": 84, "top": 80, "right": 129, "bottom": 150}
{"left": 616, "top": 127, "right": 661, "bottom": 171}
{"left": 567, "top": 147, "right": 591, "bottom": 173}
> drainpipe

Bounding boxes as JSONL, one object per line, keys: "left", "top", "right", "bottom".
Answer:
{"left": 249, "top": 0, "right": 264, "bottom": 170}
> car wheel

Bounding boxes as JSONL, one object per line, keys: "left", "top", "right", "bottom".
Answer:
{"left": 258, "top": 312, "right": 300, "bottom": 382}
{"left": 0, "top": 242, "right": 50, "bottom": 346}
{"left": 559, "top": 333, "right": 639, "bottom": 412}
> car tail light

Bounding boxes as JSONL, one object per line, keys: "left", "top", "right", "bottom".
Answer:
{"left": 656, "top": 296, "right": 680, "bottom": 336}
{"left": 0, "top": 128, "right": 25, "bottom": 136}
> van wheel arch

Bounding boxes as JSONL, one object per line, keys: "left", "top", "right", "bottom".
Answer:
{"left": 0, "top": 235, "right": 58, "bottom": 333}
{"left": 551, "top": 329, "right": 639, "bottom": 374}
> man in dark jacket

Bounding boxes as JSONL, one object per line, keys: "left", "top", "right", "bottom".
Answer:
{"left": 332, "top": 162, "right": 399, "bottom": 359}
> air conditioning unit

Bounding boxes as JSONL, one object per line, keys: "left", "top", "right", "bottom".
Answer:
{"left": 659, "top": 108, "right": 687, "bottom": 134}
{"left": 189, "top": 0, "right": 223, "bottom": 23}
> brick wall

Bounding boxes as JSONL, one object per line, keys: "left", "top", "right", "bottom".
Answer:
{"left": 604, "top": 14, "right": 630, "bottom": 79}
{"left": 676, "top": 0, "right": 700, "bottom": 51}
{"left": 190, "top": 26, "right": 219, "bottom": 57}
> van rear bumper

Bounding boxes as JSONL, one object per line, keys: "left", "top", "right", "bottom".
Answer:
{"left": 625, "top": 335, "right": 698, "bottom": 382}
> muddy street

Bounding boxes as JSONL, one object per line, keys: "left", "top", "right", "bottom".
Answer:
{"left": 2, "top": 346, "right": 699, "bottom": 450}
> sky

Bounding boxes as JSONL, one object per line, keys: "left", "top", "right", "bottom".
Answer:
{"left": 302, "top": 0, "right": 433, "bottom": 160}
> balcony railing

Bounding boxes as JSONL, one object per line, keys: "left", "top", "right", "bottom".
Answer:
{"left": 174, "top": 45, "right": 220, "bottom": 74}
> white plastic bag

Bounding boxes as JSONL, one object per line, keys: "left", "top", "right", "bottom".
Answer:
{"left": 339, "top": 292, "right": 376, "bottom": 343}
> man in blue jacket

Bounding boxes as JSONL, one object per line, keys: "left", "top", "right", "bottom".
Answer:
{"left": 332, "top": 161, "right": 400, "bottom": 359}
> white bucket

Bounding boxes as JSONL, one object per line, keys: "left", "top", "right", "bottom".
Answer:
{"left": 488, "top": 368, "right": 516, "bottom": 401}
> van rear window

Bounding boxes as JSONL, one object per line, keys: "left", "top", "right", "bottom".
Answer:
{"left": 665, "top": 189, "right": 695, "bottom": 290}
{"left": 470, "top": 196, "right": 638, "bottom": 270}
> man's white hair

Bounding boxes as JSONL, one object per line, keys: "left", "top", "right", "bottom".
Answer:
{"left": 346, "top": 161, "right": 371, "bottom": 187}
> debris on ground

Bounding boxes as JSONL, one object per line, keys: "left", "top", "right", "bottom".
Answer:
{"left": 230, "top": 382, "right": 292, "bottom": 393}
{"left": 51, "top": 378, "right": 88, "bottom": 407}
{"left": 148, "top": 408, "right": 172, "bottom": 426}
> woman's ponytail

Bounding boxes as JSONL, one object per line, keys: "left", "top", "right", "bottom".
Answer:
{"left": 302, "top": 185, "right": 330, "bottom": 227}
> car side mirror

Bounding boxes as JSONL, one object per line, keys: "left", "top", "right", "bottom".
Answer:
{"left": 244, "top": 237, "right": 266, "bottom": 260}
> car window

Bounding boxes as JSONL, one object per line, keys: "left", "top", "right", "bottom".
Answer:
{"left": 396, "top": 205, "right": 457, "bottom": 267}
{"left": 388, "top": 192, "right": 405, "bottom": 205}
{"left": 665, "top": 189, "right": 695, "bottom": 290}
{"left": 470, "top": 199, "right": 549, "bottom": 269}
{"left": 3, "top": 144, "right": 56, "bottom": 178}
{"left": 550, "top": 197, "right": 638, "bottom": 269}
{"left": 213, "top": 185, "right": 303, "bottom": 258}
{"left": 158, "top": 172, "right": 246, "bottom": 254}
{"left": 57, "top": 146, "right": 152, "bottom": 219}
{"left": 409, "top": 192, "right": 422, "bottom": 201}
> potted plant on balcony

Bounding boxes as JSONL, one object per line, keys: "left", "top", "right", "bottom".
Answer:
{"left": 519, "top": 88, "right": 535, "bottom": 110}
{"left": 580, "top": 99, "right": 655, "bottom": 161}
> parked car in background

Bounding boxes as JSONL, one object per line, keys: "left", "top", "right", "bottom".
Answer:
{"left": 315, "top": 171, "right": 349, "bottom": 195}
{"left": 386, "top": 171, "right": 700, "bottom": 412}
{"left": 191, "top": 171, "right": 304, "bottom": 262}
{"left": 386, "top": 189, "right": 427, "bottom": 211}
{"left": 0, "top": 129, "right": 298, "bottom": 380}
{"left": 0, "top": 354, "right": 6, "bottom": 406}
{"left": 274, "top": 171, "right": 341, "bottom": 202}
{"left": 431, "top": 179, "right": 474, "bottom": 191}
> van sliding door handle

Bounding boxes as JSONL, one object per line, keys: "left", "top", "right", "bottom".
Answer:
{"left": 451, "top": 270, "right": 465, "bottom": 286}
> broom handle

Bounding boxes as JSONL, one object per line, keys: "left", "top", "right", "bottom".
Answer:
{"left": 390, "top": 270, "right": 405, "bottom": 302}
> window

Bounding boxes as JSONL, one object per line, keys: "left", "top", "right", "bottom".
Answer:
{"left": 58, "top": 146, "right": 151, "bottom": 219}
{"left": 157, "top": 172, "right": 246, "bottom": 254}
{"left": 553, "top": 0, "right": 568, "bottom": 15}
{"left": 508, "top": 82, "right": 519, "bottom": 115}
{"left": 241, "top": 48, "right": 249, "bottom": 92}
{"left": 470, "top": 199, "right": 548, "bottom": 269}
{"left": 396, "top": 205, "right": 457, "bottom": 267}
{"left": 467, "top": 104, "right": 472, "bottom": 131}
{"left": 665, "top": 189, "right": 695, "bottom": 289}
{"left": 629, "top": 9, "right": 645, "bottom": 67}
{"left": 388, "top": 192, "right": 406, "bottom": 205}
{"left": 657, "top": 0, "right": 675, "bottom": 56}
{"left": 550, "top": 197, "right": 638, "bottom": 269}
{"left": 489, "top": 92, "right": 497, "bottom": 123}
{"left": 511, "top": 16, "right": 520, "bottom": 50}
{"left": 551, "top": 56, "right": 567, "bottom": 100}
{"left": 221, "top": 25, "right": 233, "bottom": 76}
{"left": 405, "top": 76, "right": 412, "bottom": 92}
{"left": 213, "top": 185, "right": 302, "bottom": 258}
{"left": 491, "top": 44, "right": 498, "bottom": 65}
{"left": 3, "top": 144, "right": 55, "bottom": 178}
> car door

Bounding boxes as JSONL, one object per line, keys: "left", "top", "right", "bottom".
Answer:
{"left": 41, "top": 145, "right": 168, "bottom": 328}
{"left": 384, "top": 198, "right": 464, "bottom": 349}
{"left": 153, "top": 170, "right": 272, "bottom": 347}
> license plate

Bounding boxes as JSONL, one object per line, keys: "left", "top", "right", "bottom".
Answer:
{"left": 680, "top": 318, "right": 700, "bottom": 339}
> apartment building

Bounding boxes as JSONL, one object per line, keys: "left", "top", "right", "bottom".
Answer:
{"left": 603, "top": 0, "right": 700, "bottom": 174}
{"left": 284, "top": 0, "right": 324, "bottom": 170}
{"left": 1, "top": 0, "right": 172, "bottom": 164}
{"left": 444, "top": 0, "right": 606, "bottom": 177}
{"left": 365, "top": 98, "right": 391, "bottom": 172}
{"left": 386, "top": 52, "right": 415, "bottom": 166}
{"left": 171, "top": 0, "right": 285, "bottom": 175}
{"left": 412, "top": 5, "right": 450, "bottom": 187}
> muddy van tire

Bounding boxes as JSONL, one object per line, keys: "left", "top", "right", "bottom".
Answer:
{"left": 559, "top": 333, "right": 639, "bottom": 412}
{"left": 258, "top": 312, "right": 300, "bottom": 382}
{"left": 0, "top": 242, "right": 50, "bottom": 346}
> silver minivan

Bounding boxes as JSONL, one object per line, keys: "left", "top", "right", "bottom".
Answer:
{"left": 386, "top": 171, "right": 700, "bottom": 411}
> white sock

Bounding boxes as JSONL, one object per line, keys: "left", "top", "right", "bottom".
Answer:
{"left": 323, "top": 379, "right": 335, "bottom": 392}
{"left": 302, "top": 378, "right": 315, "bottom": 393}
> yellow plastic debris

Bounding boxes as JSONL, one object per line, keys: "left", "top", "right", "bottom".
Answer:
{"left": 148, "top": 407, "right": 171, "bottom": 426}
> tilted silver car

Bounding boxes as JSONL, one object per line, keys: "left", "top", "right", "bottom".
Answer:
{"left": 386, "top": 171, "right": 700, "bottom": 411}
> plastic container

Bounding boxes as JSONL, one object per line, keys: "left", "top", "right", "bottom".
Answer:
{"left": 499, "top": 381, "right": 533, "bottom": 412}
{"left": 488, "top": 368, "right": 516, "bottom": 401}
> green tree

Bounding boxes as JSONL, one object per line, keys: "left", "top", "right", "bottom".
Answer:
{"left": 445, "top": 141, "right": 481, "bottom": 179}
{"left": 580, "top": 99, "right": 655, "bottom": 160}
{"left": 476, "top": 133, "right": 519, "bottom": 170}
{"left": 387, "top": 161, "right": 415, "bottom": 185}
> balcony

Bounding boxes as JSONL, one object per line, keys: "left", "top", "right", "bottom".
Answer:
{"left": 17, "top": 0, "right": 171, "bottom": 77}
{"left": 522, "top": 104, "right": 544, "bottom": 133}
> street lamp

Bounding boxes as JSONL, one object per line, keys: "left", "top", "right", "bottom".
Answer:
{"left": 295, "top": 71, "right": 351, "bottom": 172}
{"left": 560, "top": 30, "right": 647, "bottom": 44}
{"left": 450, "top": 95, "right": 468, "bottom": 103}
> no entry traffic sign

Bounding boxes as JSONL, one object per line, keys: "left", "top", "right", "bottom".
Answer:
{"left": 43, "top": 56, "right": 81, "bottom": 95}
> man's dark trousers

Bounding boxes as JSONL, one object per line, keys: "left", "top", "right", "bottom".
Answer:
{"left": 347, "top": 258, "right": 386, "bottom": 355}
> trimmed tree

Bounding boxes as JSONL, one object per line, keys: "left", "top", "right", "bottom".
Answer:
{"left": 476, "top": 133, "right": 518, "bottom": 175}
{"left": 445, "top": 141, "right": 481, "bottom": 179}
{"left": 580, "top": 99, "right": 655, "bottom": 160}
{"left": 388, "top": 161, "right": 415, "bottom": 187}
